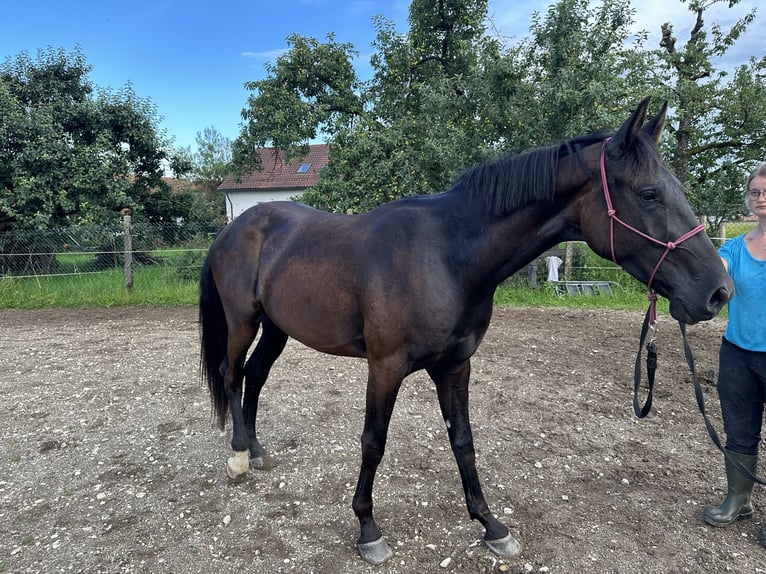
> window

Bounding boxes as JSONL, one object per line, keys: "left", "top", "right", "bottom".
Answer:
{"left": 297, "top": 163, "right": 311, "bottom": 173}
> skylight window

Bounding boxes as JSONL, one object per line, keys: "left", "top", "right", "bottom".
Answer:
{"left": 297, "top": 163, "right": 311, "bottom": 173}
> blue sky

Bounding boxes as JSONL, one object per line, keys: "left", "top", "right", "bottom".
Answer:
{"left": 1, "top": 0, "right": 763, "bottom": 151}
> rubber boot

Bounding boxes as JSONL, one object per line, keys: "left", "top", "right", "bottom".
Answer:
{"left": 703, "top": 450, "right": 758, "bottom": 527}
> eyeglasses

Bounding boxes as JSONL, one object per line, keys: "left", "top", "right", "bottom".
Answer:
{"left": 748, "top": 189, "right": 766, "bottom": 200}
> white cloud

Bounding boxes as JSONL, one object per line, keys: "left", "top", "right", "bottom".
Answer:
{"left": 240, "top": 49, "right": 288, "bottom": 63}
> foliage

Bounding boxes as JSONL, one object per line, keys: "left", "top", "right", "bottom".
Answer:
{"left": 0, "top": 45, "right": 226, "bottom": 276}
{"left": 190, "top": 126, "right": 233, "bottom": 194}
{"left": 235, "top": 0, "right": 765, "bottom": 225}
{"left": 239, "top": 1, "right": 509, "bottom": 213}
{"left": 650, "top": 0, "right": 766, "bottom": 234}
{"left": 236, "top": 0, "right": 658, "bottom": 213}
{"left": 0, "top": 47, "right": 193, "bottom": 229}
{"left": 513, "top": 0, "right": 656, "bottom": 143}
{"left": 233, "top": 33, "right": 362, "bottom": 176}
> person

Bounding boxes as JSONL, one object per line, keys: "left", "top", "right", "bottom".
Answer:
{"left": 704, "top": 162, "right": 766, "bottom": 548}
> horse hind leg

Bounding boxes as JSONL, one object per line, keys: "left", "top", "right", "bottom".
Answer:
{"left": 242, "top": 315, "right": 288, "bottom": 470}
{"left": 222, "top": 317, "right": 260, "bottom": 481}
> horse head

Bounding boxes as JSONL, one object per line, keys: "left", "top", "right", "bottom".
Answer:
{"left": 578, "top": 97, "right": 732, "bottom": 324}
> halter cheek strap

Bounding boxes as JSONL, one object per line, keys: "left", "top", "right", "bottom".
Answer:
{"left": 599, "top": 138, "right": 705, "bottom": 325}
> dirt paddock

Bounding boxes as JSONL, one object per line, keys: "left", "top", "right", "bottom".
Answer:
{"left": 1, "top": 305, "right": 764, "bottom": 573}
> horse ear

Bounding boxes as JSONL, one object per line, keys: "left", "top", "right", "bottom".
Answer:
{"left": 641, "top": 100, "right": 668, "bottom": 143}
{"left": 607, "top": 96, "right": 651, "bottom": 155}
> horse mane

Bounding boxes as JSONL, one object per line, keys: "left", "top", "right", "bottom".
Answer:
{"left": 456, "top": 132, "right": 611, "bottom": 217}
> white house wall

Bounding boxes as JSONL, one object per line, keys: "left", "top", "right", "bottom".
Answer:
{"left": 225, "top": 190, "right": 304, "bottom": 220}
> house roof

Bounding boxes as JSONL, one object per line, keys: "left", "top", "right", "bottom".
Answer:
{"left": 218, "top": 144, "right": 329, "bottom": 192}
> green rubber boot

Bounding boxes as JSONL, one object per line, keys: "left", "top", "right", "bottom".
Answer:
{"left": 703, "top": 450, "right": 758, "bottom": 527}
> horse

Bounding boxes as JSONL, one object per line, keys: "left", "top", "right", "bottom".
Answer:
{"left": 199, "top": 97, "right": 733, "bottom": 564}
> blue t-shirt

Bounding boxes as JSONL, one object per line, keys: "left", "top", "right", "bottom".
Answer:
{"left": 719, "top": 233, "right": 766, "bottom": 351}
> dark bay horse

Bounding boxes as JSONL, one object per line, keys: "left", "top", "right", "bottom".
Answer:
{"left": 199, "top": 97, "right": 732, "bottom": 564}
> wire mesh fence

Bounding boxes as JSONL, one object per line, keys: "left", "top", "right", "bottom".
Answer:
{"left": 0, "top": 220, "right": 223, "bottom": 280}
{"left": 0, "top": 218, "right": 746, "bottom": 291}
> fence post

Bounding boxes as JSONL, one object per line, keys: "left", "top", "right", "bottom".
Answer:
{"left": 564, "top": 241, "right": 573, "bottom": 280}
{"left": 123, "top": 210, "right": 133, "bottom": 292}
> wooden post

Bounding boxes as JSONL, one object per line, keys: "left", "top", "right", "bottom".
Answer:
{"left": 564, "top": 242, "right": 573, "bottom": 280}
{"left": 123, "top": 212, "right": 133, "bottom": 292}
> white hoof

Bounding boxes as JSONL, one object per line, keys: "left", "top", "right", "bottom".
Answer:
{"left": 226, "top": 450, "right": 249, "bottom": 480}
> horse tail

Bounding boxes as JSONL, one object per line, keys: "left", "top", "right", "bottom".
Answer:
{"left": 199, "top": 251, "right": 229, "bottom": 430}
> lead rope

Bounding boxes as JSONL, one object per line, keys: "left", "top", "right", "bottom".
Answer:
{"left": 598, "top": 139, "right": 763, "bottom": 483}
{"left": 597, "top": 139, "right": 705, "bottom": 417}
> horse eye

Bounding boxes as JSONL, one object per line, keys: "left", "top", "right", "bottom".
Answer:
{"left": 638, "top": 189, "right": 658, "bottom": 202}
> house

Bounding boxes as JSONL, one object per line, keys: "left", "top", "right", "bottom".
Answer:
{"left": 217, "top": 144, "right": 329, "bottom": 220}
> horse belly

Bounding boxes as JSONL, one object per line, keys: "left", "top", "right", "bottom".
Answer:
{"left": 262, "top": 286, "right": 367, "bottom": 358}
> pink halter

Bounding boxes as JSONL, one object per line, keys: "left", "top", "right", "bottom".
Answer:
{"left": 599, "top": 138, "right": 706, "bottom": 324}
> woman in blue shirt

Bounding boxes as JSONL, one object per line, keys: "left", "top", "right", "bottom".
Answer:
{"left": 704, "top": 163, "right": 766, "bottom": 548}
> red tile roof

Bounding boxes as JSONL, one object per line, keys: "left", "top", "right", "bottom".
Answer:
{"left": 218, "top": 144, "right": 329, "bottom": 191}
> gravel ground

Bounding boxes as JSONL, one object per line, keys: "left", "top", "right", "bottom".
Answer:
{"left": 0, "top": 305, "right": 764, "bottom": 574}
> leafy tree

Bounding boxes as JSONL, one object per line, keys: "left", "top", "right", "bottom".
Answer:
{"left": 0, "top": 47, "right": 187, "bottom": 229}
{"left": 234, "top": 0, "right": 765, "bottom": 226}
{"left": 236, "top": 0, "right": 657, "bottom": 213}
{"left": 191, "top": 126, "right": 233, "bottom": 194}
{"left": 651, "top": 0, "right": 766, "bottom": 234}
{"left": 167, "top": 126, "right": 230, "bottom": 224}
{"left": 238, "top": 1, "right": 513, "bottom": 213}
{"left": 233, "top": 33, "right": 362, "bottom": 174}
{"left": 513, "top": 0, "right": 655, "bottom": 144}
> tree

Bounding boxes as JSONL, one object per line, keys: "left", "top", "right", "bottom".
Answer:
{"left": 236, "top": 0, "right": 658, "bottom": 214}
{"left": 652, "top": 0, "right": 766, "bottom": 234}
{"left": 191, "top": 126, "right": 233, "bottom": 194}
{"left": 234, "top": 0, "right": 766, "bottom": 224}
{"left": 513, "top": 0, "right": 655, "bottom": 144}
{"left": 233, "top": 33, "right": 362, "bottom": 175}
{"left": 0, "top": 47, "right": 186, "bottom": 229}
{"left": 238, "top": 1, "right": 515, "bottom": 213}
{"left": 303, "top": 3, "right": 501, "bottom": 213}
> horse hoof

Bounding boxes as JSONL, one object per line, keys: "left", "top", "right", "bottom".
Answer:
{"left": 250, "top": 453, "right": 275, "bottom": 470}
{"left": 484, "top": 532, "right": 522, "bottom": 557}
{"left": 226, "top": 450, "right": 250, "bottom": 481}
{"left": 357, "top": 537, "right": 393, "bottom": 564}
{"left": 250, "top": 456, "right": 264, "bottom": 469}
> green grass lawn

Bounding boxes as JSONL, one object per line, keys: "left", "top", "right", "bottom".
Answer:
{"left": 0, "top": 265, "right": 671, "bottom": 316}
{"left": 0, "top": 267, "right": 199, "bottom": 308}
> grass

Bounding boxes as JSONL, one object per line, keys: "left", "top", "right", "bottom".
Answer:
{"left": 493, "top": 282, "right": 669, "bottom": 315}
{"left": 0, "top": 266, "right": 199, "bottom": 308}
{"left": 0, "top": 264, "right": 671, "bottom": 317}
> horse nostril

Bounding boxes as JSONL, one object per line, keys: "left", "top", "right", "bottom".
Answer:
{"left": 710, "top": 285, "right": 732, "bottom": 311}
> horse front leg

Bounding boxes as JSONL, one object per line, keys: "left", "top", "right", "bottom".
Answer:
{"left": 428, "top": 361, "right": 522, "bottom": 557}
{"left": 353, "top": 360, "right": 405, "bottom": 565}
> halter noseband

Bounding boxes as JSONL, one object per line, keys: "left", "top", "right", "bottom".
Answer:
{"left": 599, "top": 138, "right": 705, "bottom": 325}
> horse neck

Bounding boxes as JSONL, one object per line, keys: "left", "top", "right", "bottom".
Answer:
{"left": 477, "top": 206, "right": 572, "bottom": 286}
{"left": 461, "top": 156, "right": 590, "bottom": 290}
